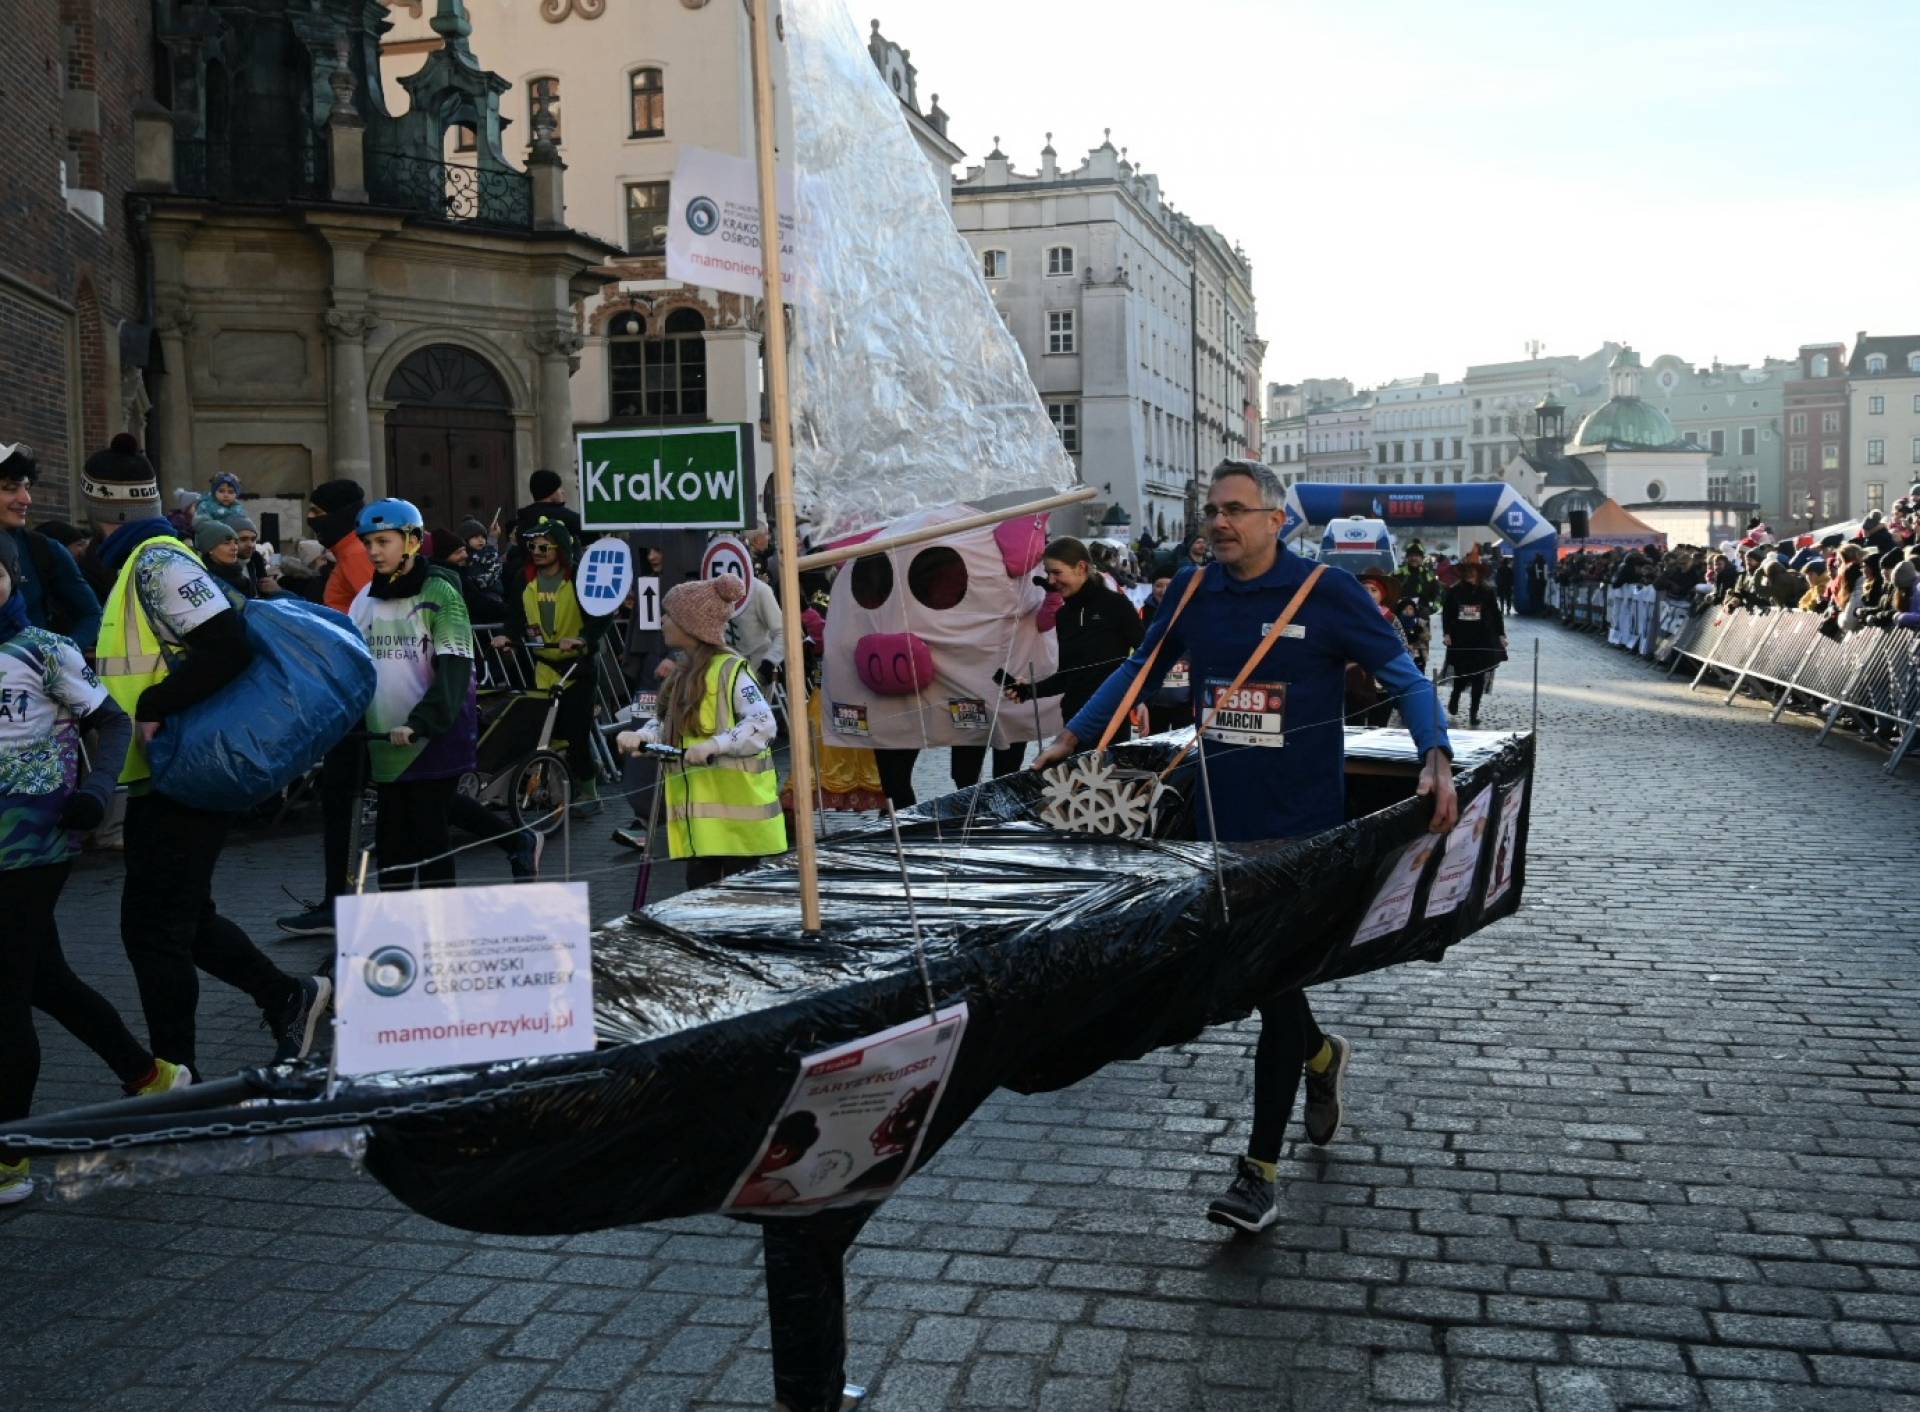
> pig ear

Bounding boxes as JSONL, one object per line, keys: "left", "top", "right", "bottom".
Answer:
{"left": 994, "top": 513, "right": 1049, "bottom": 577}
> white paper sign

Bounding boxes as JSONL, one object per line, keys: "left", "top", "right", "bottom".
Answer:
{"left": 666, "top": 145, "right": 800, "bottom": 299}
{"left": 1423, "top": 786, "right": 1493, "bottom": 919}
{"left": 632, "top": 575, "right": 662, "bottom": 631}
{"left": 1485, "top": 781, "right": 1527, "bottom": 907}
{"left": 701, "top": 534, "right": 756, "bottom": 619}
{"left": 724, "top": 1004, "right": 968, "bottom": 1214}
{"left": 1351, "top": 836, "right": 1441, "bottom": 946}
{"left": 577, "top": 538, "right": 633, "bottom": 619}
{"left": 333, "top": 882, "right": 594, "bottom": 1077}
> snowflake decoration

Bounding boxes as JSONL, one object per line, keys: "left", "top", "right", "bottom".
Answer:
{"left": 1037, "top": 754, "right": 1170, "bottom": 839}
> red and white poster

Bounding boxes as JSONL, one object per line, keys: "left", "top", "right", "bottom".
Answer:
{"left": 1351, "top": 836, "right": 1441, "bottom": 946}
{"left": 724, "top": 1004, "right": 968, "bottom": 1214}
{"left": 1424, "top": 787, "right": 1493, "bottom": 919}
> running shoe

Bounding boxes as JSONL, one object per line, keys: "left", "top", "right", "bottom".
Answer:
{"left": 1303, "top": 1034, "right": 1351, "bottom": 1147}
{"left": 0, "top": 1159, "right": 32, "bottom": 1206}
{"left": 268, "top": 976, "right": 334, "bottom": 1064}
{"left": 275, "top": 905, "right": 335, "bottom": 938}
{"left": 131, "top": 1059, "right": 194, "bottom": 1097}
{"left": 610, "top": 822, "right": 648, "bottom": 852}
{"left": 1205, "top": 1157, "right": 1278, "bottom": 1234}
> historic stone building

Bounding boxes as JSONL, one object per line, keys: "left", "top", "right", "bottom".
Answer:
{"left": 1783, "top": 343, "right": 1850, "bottom": 525}
{"left": 1370, "top": 374, "right": 1469, "bottom": 486}
{"left": 135, "top": 0, "right": 613, "bottom": 531}
{"left": 1639, "top": 352, "right": 1795, "bottom": 522}
{"left": 950, "top": 133, "right": 1259, "bottom": 538}
{"left": 0, "top": 0, "right": 155, "bottom": 511}
{"left": 1847, "top": 333, "right": 1920, "bottom": 519}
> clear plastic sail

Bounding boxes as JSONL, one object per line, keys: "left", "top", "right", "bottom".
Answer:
{"left": 784, "top": 0, "right": 1075, "bottom": 547}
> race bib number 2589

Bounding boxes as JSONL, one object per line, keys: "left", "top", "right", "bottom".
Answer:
{"left": 1203, "top": 679, "right": 1286, "bottom": 748}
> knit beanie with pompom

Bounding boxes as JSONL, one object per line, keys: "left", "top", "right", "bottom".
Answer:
{"left": 664, "top": 571, "right": 744, "bottom": 647}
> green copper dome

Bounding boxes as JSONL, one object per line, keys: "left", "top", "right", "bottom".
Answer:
{"left": 1571, "top": 396, "right": 1681, "bottom": 451}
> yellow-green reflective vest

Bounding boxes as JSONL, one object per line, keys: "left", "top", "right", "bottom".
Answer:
{"left": 521, "top": 573, "right": 586, "bottom": 690}
{"left": 96, "top": 539, "right": 205, "bottom": 784}
{"left": 663, "top": 653, "right": 787, "bottom": 862}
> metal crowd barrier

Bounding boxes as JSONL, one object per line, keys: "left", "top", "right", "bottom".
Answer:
{"left": 1664, "top": 606, "right": 1919, "bottom": 775}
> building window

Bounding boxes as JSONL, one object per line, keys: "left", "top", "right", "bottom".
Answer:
{"left": 1789, "top": 412, "right": 1806, "bottom": 435}
{"left": 1451, "top": 437, "right": 1462, "bottom": 459}
{"left": 1866, "top": 482, "right": 1886, "bottom": 512}
{"left": 1471, "top": 417, "right": 1483, "bottom": 435}
{"left": 528, "top": 76, "right": 562, "bottom": 143}
{"left": 1047, "top": 310, "right": 1075, "bottom": 354}
{"left": 1866, "top": 353, "right": 1887, "bottom": 373}
{"left": 1822, "top": 410, "right": 1840, "bottom": 434}
{"left": 609, "top": 306, "right": 706, "bottom": 420}
{"left": 1708, "top": 474, "right": 1728, "bottom": 502}
{"left": 1811, "top": 354, "right": 1829, "bottom": 377}
{"left": 982, "top": 249, "right": 1008, "bottom": 280}
{"left": 1913, "top": 436, "right": 1920, "bottom": 463}
{"left": 1740, "top": 427, "right": 1757, "bottom": 455}
{"left": 624, "top": 180, "right": 669, "bottom": 255}
{"left": 1645, "top": 480, "right": 1665, "bottom": 502}
{"left": 453, "top": 123, "right": 477, "bottom": 154}
{"left": 1708, "top": 429, "right": 1725, "bottom": 456}
{"left": 630, "top": 67, "right": 665, "bottom": 138}
{"left": 1376, "top": 443, "right": 1387, "bottom": 465}
{"left": 1821, "top": 444, "right": 1839, "bottom": 471}
{"left": 1789, "top": 445, "right": 1807, "bottom": 473}
{"left": 1869, "top": 395, "right": 1885, "bottom": 415}
{"left": 1821, "top": 486, "right": 1839, "bottom": 519}
{"left": 1910, "top": 352, "right": 1920, "bottom": 372}
{"left": 1868, "top": 438, "right": 1886, "bottom": 465}
{"left": 1914, "top": 395, "right": 1920, "bottom": 414}
{"left": 1046, "top": 401, "right": 1079, "bottom": 454}
{"left": 1046, "top": 245, "right": 1074, "bottom": 277}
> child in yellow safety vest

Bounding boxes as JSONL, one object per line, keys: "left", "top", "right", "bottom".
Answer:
{"left": 615, "top": 573, "right": 786, "bottom": 889}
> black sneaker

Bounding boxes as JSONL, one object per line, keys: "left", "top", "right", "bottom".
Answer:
{"left": 1303, "top": 1034, "right": 1351, "bottom": 1146}
{"left": 267, "top": 976, "right": 333, "bottom": 1064}
{"left": 610, "top": 823, "right": 648, "bottom": 852}
{"left": 275, "top": 905, "right": 335, "bottom": 938}
{"left": 1205, "top": 1157, "right": 1279, "bottom": 1234}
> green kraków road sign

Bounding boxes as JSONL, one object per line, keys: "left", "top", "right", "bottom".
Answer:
{"left": 578, "top": 425, "right": 753, "bottom": 531}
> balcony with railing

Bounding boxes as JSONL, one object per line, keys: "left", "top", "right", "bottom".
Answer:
{"left": 174, "top": 140, "right": 329, "bottom": 205}
{"left": 365, "top": 150, "right": 532, "bottom": 230}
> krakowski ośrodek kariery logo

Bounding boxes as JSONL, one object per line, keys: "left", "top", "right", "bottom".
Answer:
{"left": 364, "top": 945, "right": 419, "bottom": 998}
{"left": 686, "top": 196, "right": 720, "bottom": 237}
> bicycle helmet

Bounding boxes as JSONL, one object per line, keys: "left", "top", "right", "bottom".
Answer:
{"left": 356, "top": 498, "right": 425, "bottom": 538}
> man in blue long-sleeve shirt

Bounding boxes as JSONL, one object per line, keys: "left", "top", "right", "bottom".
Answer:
{"left": 1034, "top": 459, "right": 1458, "bottom": 1235}
{"left": 1, "top": 444, "right": 103, "bottom": 651}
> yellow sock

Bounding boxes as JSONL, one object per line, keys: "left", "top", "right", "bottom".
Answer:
{"left": 1247, "top": 1157, "right": 1278, "bottom": 1183}
{"left": 1305, "top": 1039, "right": 1334, "bottom": 1075}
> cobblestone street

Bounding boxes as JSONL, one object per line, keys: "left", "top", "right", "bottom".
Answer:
{"left": 6, "top": 616, "right": 1920, "bottom": 1412}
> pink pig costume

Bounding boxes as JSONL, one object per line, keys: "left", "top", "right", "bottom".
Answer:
{"left": 821, "top": 505, "right": 1064, "bottom": 750}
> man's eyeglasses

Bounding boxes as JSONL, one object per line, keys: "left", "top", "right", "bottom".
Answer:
{"left": 1201, "top": 502, "right": 1273, "bottom": 522}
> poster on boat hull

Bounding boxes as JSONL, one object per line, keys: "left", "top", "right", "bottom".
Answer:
{"left": 724, "top": 1004, "right": 968, "bottom": 1214}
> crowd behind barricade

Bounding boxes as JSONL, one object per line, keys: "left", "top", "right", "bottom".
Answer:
{"left": 1547, "top": 489, "right": 1920, "bottom": 763}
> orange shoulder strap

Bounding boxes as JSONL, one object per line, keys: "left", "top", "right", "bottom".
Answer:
{"left": 1158, "top": 564, "right": 1326, "bottom": 780}
{"left": 1094, "top": 567, "right": 1207, "bottom": 751}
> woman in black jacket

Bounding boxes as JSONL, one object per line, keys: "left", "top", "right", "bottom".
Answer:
{"left": 1007, "top": 536, "right": 1146, "bottom": 738}
{"left": 1441, "top": 554, "right": 1506, "bottom": 728}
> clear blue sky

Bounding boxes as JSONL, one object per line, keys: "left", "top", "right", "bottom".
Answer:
{"left": 869, "top": 0, "right": 1920, "bottom": 389}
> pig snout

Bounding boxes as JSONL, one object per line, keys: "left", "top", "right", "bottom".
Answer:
{"left": 854, "top": 632, "right": 936, "bottom": 696}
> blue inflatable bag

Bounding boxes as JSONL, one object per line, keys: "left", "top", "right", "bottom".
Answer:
{"left": 148, "top": 596, "right": 375, "bottom": 811}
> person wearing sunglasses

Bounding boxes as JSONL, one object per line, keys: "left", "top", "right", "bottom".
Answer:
{"left": 1033, "top": 458, "right": 1457, "bottom": 1238}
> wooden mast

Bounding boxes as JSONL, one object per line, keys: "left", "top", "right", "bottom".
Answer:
{"left": 745, "top": 0, "right": 821, "bottom": 931}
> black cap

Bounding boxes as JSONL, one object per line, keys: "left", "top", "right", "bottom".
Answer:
{"left": 310, "top": 479, "right": 365, "bottom": 514}
{"left": 0, "top": 442, "right": 36, "bottom": 483}
{"left": 529, "top": 468, "right": 563, "bottom": 500}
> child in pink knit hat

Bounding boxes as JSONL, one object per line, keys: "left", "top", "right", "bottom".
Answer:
{"left": 616, "top": 571, "right": 787, "bottom": 886}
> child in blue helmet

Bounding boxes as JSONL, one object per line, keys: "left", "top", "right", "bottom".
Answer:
{"left": 193, "top": 472, "right": 248, "bottom": 530}
{"left": 346, "top": 499, "right": 479, "bottom": 889}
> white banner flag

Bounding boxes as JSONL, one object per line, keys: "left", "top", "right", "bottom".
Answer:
{"left": 666, "top": 145, "right": 800, "bottom": 299}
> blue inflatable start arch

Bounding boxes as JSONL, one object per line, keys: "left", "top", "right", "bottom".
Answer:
{"left": 1279, "top": 482, "right": 1559, "bottom": 615}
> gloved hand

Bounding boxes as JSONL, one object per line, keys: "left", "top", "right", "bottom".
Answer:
{"left": 388, "top": 726, "right": 417, "bottom": 747}
{"left": 1002, "top": 679, "right": 1034, "bottom": 703}
{"left": 58, "top": 792, "right": 106, "bottom": 833}
{"left": 682, "top": 739, "right": 717, "bottom": 766}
